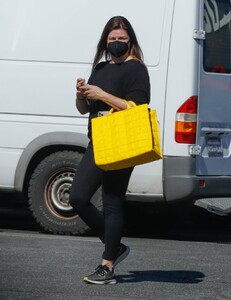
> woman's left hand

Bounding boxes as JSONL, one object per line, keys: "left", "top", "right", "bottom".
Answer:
{"left": 79, "top": 84, "right": 105, "bottom": 101}
{"left": 79, "top": 84, "right": 127, "bottom": 110}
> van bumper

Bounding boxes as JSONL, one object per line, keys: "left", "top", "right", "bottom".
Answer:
{"left": 163, "top": 156, "right": 231, "bottom": 202}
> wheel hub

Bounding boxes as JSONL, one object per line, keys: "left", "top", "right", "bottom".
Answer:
{"left": 45, "top": 170, "right": 77, "bottom": 218}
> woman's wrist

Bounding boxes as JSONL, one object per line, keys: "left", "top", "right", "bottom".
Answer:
{"left": 77, "top": 92, "right": 86, "bottom": 101}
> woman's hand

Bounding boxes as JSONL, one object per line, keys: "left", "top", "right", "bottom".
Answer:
{"left": 76, "top": 78, "right": 86, "bottom": 100}
{"left": 79, "top": 84, "right": 104, "bottom": 101}
{"left": 75, "top": 78, "right": 90, "bottom": 114}
{"left": 80, "top": 84, "right": 127, "bottom": 111}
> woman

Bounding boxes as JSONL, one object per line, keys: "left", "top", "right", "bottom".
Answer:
{"left": 69, "top": 16, "right": 150, "bottom": 285}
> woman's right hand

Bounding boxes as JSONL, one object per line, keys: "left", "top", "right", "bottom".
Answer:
{"left": 76, "top": 78, "right": 86, "bottom": 99}
{"left": 75, "top": 78, "right": 90, "bottom": 114}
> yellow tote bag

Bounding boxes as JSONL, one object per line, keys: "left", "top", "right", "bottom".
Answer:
{"left": 92, "top": 101, "right": 162, "bottom": 170}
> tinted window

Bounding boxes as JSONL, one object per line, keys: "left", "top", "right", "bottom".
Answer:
{"left": 204, "top": 0, "right": 231, "bottom": 73}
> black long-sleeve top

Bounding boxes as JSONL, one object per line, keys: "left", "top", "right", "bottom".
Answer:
{"left": 87, "top": 59, "right": 150, "bottom": 139}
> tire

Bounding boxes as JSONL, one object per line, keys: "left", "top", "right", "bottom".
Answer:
{"left": 28, "top": 150, "right": 102, "bottom": 235}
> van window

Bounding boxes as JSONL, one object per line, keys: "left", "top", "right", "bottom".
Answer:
{"left": 204, "top": 0, "right": 231, "bottom": 73}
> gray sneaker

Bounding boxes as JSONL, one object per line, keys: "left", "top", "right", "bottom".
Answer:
{"left": 113, "top": 243, "right": 130, "bottom": 268}
{"left": 83, "top": 265, "right": 117, "bottom": 285}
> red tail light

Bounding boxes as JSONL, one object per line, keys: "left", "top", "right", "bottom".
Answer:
{"left": 175, "top": 96, "right": 198, "bottom": 144}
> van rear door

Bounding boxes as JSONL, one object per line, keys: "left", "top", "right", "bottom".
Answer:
{"left": 196, "top": 0, "right": 231, "bottom": 176}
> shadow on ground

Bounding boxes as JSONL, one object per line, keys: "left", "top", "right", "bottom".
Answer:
{"left": 0, "top": 192, "right": 231, "bottom": 243}
{"left": 124, "top": 201, "right": 231, "bottom": 243}
{"left": 117, "top": 269, "right": 205, "bottom": 284}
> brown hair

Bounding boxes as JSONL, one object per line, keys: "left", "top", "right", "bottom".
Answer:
{"left": 93, "top": 16, "right": 144, "bottom": 68}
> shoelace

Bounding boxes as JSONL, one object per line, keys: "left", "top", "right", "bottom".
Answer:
{"left": 95, "top": 265, "right": 109, "bottom": 276}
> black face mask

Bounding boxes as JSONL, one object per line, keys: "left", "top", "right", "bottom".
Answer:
{"left": 107, "top": 41, "right": 129, "bottom": 58}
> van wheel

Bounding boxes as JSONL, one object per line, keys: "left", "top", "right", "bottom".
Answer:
{"left": 28, "top": 150, "right": 102, "bottom": 235}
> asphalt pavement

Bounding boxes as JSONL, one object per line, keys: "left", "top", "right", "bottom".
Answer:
{"left": 0, "top": 229, "right": 231, "bottom": 300}
{"left": 1, "top": 194, "right": 231, "bottom": 299}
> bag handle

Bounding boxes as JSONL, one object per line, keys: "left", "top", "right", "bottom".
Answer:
{"left": 108, "top": 100, "right": 136, "bottom": 115}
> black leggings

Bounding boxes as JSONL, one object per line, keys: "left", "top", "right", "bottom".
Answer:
{"left": 69, "top": 143, "right": 133, "bottom": 261}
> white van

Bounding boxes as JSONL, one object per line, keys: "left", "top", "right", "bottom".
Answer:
{"left": 0, "top": 0, "right": 231, "bottom": 234}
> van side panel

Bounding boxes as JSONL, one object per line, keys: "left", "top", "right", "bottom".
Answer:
{"left": 14, "top": 131, "right": 89, "bottom": 191}
{"left": 0, "top": 114, "right": 88, "bottom": 189}
{"left": 164, "top": 0, "right": 200, "bottom": 157}
{"left": 0, "top": 0, "right": 174, "bottom": 196}
{"left": 128, "top": 0, "right": 175, "bottom": 196}
{"left": 163, "top": 0, "right": 200, "bottom": 201}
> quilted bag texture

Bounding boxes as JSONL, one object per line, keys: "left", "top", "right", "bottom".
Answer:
{"left": 92, "top": 102, "right": 162, "bottom": 170}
